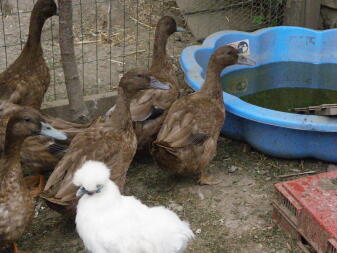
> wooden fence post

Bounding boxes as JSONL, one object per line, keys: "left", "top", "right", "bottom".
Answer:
{"left": 283, "top": 0, "right": 322, "bottom": 29}
{"left": 304, "top": 0, "right": 321, "bottom": 28}
{"left": 58, "top": 0, "right": 90, "bottom": 123}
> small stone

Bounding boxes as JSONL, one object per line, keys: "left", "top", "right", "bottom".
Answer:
{"left": 258, "top": 170, "right": 267, "bottom": 175}
{"left": 265, "top": 177, "right": 272, "bottom": 181}
{"left": 276, "top": 249, "right": 289, "bottom": 253}
{"left": 198, "top": 190, "right": 205, "bottom": 200}
{"left": 195, "top": 228, "right": 202, "bottom": 234}
{"left": 327, "top": 164, "right": 337, "bottom": 172}
{"left": 228, "top": 165, "right": 239, "bottom": 173}
{"left": 168, "top": 201, "right": 184, "bottom": 212}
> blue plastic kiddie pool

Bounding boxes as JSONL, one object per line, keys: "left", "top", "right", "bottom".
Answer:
{"left": 180, "top": 26, "right": 337, "bottom": 162}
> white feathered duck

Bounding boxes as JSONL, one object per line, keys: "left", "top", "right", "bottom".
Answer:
{"left": 73, "top": 160, "right": 195, "bottom": 253}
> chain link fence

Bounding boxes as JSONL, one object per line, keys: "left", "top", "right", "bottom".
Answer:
{"left": 0, "top": 0, "right": 289, "bottom": 103}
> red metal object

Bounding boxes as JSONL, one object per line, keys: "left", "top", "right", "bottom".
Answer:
{"left": 272, "top": 171, "right": 337, "bottom": 253}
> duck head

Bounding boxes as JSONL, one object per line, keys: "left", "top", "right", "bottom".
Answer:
{"left": 34, "top": 0, "right": 58, "bottom": 20}
{"left": 156, "top": 16, "right": 186, "bottom": 36}
{"left": 210, "top": 46, "right": 255, "bottom": 69}
{"left": 4, "top": 106, "right": 67, "bottom": 141}
{"left": 119, "top": 69, "right": 171, "bottom": 98}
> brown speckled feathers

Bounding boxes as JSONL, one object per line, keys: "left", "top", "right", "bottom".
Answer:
{"left": 42, "top": 122, "right": 136, "bottom": 206}
{"left": 0, "top": 102, "right": 65, "bottom": 250}
{"left": 129, "top": 16, "right": 181, "bottom": 150}
{"left": 41, "top": 70, "right": 170, "bottom": 217}
{"left": 0, "top": 0, "right": 57, "bottom": 110}
{"left": 152, "top": 46, "right": 244, "bottom": 185}
{"left": 20, "top": 115, "right": 92, "bottom": 174}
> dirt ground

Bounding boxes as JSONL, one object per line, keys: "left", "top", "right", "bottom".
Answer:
{"left": 18, "top": 136, "right": 328, "bottom": 253}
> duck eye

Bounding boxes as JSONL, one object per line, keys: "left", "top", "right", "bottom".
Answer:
{"left": 227, "top": 51, "right": 233, "bottom": 56}
{"left": 137, "top": 74, "right": 143, "bottom": 78}
{"left": 23, "top": 117, "right": 31, "bottom": 122}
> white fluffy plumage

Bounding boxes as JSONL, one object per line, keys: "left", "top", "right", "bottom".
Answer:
{"left": 73, "top": 160, "right": 195, "bottom": 253}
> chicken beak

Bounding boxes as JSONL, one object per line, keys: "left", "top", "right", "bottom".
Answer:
{"left": 76, "top": 187, "right": 86, "bottom": 198}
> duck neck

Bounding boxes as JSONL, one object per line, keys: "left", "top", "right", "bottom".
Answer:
{"left": 107, "top": 87, "right": 132, "bottom": 130}
{"left": 0, "top": 134, "right": 24, "bottom": 183}
{"left": 200, "top": 60, "right": 224, "bottom": 100}
{"left": 21, "top": 10, "right": 46, "bottom": 58}
{"left": 4, "top": 132, "right": 24, "bottom": 159}
{"left": 150, "top": 29, "right": 170, "bottom": 72}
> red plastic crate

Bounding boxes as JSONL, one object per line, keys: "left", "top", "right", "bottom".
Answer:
{"left": 272, "top": 171, "right": 337, "bottom": 253}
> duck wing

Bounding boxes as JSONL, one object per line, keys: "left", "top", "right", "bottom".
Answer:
{"left": 130, "top": 90, "right": 170, "bottom": 123}
{"left": 43, "top": 124, "right": 135, "bottom": 204}
{"left": 155, "top": 94, "right": 225, "bottom": 149}
{"left": 42, "top": 114, "right": 90, "bottom": 130}
{"left": 0, "top": 76, "right": 19, "bottom": 104}
{"left": 0, "top": 61, "right": 50, "bottom": 109}
{"left": 21, "top": 136, "right": 65, "bottom": 173}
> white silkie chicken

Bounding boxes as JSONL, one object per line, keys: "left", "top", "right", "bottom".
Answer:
{"left": 73, "top": 160, "right": 195, "bottom": 253}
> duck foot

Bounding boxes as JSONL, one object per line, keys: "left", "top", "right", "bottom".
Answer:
{"left": 12, "top": 242, "right": 31, "bottom": 253}
{"left": 24, "top": 174, "right": 46, "bottom": 197}
{"left": 198, "top": 174, "right": 221, "bottom": 185}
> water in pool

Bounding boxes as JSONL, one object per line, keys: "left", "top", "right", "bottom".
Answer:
{"left": 221, "top": 62, "right": 337, "bottom": 112}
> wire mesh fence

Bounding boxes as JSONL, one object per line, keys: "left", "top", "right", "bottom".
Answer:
{"left": 179, "top": 0, "right": 287, "bottom": 40}
{"left": 0, "top": 0, "right": 288, "bottom": 103}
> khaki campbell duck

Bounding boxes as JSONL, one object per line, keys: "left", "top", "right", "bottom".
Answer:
{"left": 41, "top": 70, "right": 171, "bottom": 217}
{"left": 21, "top": 16, "right": 184, "bottom": 178}
{"left": 0, "top": 101, "right": 66, "bottom": 253}
{"left": 126, "top": 16, "right": 186, "bottom": 150}
{"left": 152, "top": 46, "right": 255, "bottom": 185}
{"left": 0, "top": 0, "right": 90, "bottom": 179}
{"left": 0, "top": 0, "right": 57, "bottom": 109}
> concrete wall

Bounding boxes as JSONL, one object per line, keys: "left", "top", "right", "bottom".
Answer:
{"left": 41, "top": 91, "right": 117, "bottom": 122}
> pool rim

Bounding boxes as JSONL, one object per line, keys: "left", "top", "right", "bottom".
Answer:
{"left": 179, "top": 26, "right": 337, "bottom": 133}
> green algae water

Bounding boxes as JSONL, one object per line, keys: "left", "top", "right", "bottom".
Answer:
{"left": 238, "top": 87, "right": 337, "bottom": 112}
{"left": 221, "top": 62, "right": 337, "bottom": 112}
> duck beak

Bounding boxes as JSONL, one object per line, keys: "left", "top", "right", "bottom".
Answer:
{"left": 40, "top": 122, "right": 67, "bottom": 140}
{"left": 150, "top": 77, "right": 171, "bottom": 90}
{"left": 237, "top": 55, "right": 256, "bottom": 66}
{"left": 176, "top": 26, "right": 187, "bottom": 32}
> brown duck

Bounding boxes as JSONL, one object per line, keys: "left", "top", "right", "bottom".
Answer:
{"left": 0, "top": 102, "right": 67, "bottom": 253}
{"left": 20, "top": 117, "right": 91, "bottom": 176}
{"left": 0, "top": 0, "right": 57, "bottom": 109}
{"left": 0, "top": 0, "right": 86, "bottom": 177}
{"left": 152, "top": 46, "right": 255, "bottom": 185}
{"left": 20, "top": 16, "right": 184, "bottom": 176}
{"left": 41, "top": 70, "right": 170, "bottom": 217}
{"left": 125, "top": 16, "right": 185, "bottom": 150}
